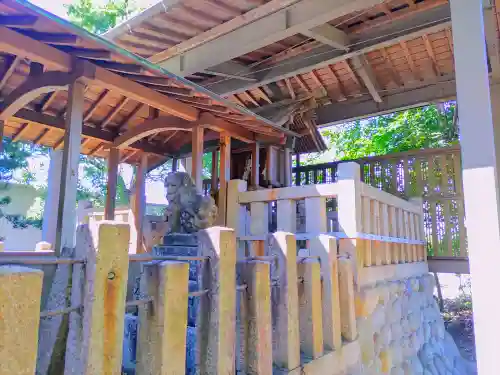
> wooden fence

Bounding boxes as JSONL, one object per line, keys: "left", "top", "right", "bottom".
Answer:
{"left": 0, "top": 223, "right": 363, "bottom": 375}
{"left": 292, "top": 146, "right": 467, "bottom": 259}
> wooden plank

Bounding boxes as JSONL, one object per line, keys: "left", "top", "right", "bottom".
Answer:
{"left": 414, "top": 157, "right": 424, "bottom": 195}
{"left": 362, "top": 197, "right": 373, "bottom": 267}
{"left": 409, "top": 211, "right": 418, "bottom": 261}
{"left": 100, "top": 97, "right": 130, "bottom": 128}
{"left": 307, "top": 235, "right": 342, "bottom": 351}
{"left": 191, "top": 125, "right": 204, "bottom": 192}
{"left": 216, "top": 133, "right": 231, "bottom": 225}
{"left": 338, "top": 257, "right": 357, "bottom": 342}
{"left": 84, "top": 89, "right": 110, "bottom": 121}
{"left": 397, "top": 208, "right": 406, "bottom": 262}
{"left": 403, "top": 210, "right": 411, "bottom": 262}
{"left": 198, "top": 228, "right": 237, "bottom": 375}
{"left": 284, "top": 148, "right": 292, "bottom": 187}
{"left": 439, "top": 153, "right": 449, "bottom": 195}
{"left": 372, "top": 200, "right": 382, "bottom": 266}
{"left": 268, "top": 232, "right": 300, "bottom": 371}
{"left": 104, "top": 147, "right": 119, "bottom": 220}
{"left": 388, "top": 206, "right": 399, "bottom": 264}
{"left": 239, "top": 184, "right": 340, "bottom": 203}
{"left": 244, "top": 261, "right": 273, "bottom": 375}
{"left": 250, "top": 202, "right": 269, "bottom": 257}
{"left": 443, "top": 200, "right": 453, "bottom": 256}
{"left": 430, "top": 201, "right": 439, "bottom": 257}
{"left": 277, "top": 199, "right": 296, "bottom": 233}
{"left": 360, "top": 184, "right": 422, "bottom": 213}
{"left": 0, "top": 55, "right": 21, "bottom": 92}
{"left": 298, "top": 260, "right": 324, "bottom": 359}
{"left": 380, "top": 203, "right": 392, "bottom": 264}
{"left": 136, "top": 261, "right": 189, "bottom": 375}
{"left": 226, "top": 180, "right": 248, "bottom": 237}
{"left": 133, "top": 154, "right": 147, "bottom": 253}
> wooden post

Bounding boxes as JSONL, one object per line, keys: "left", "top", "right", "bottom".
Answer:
{"left": 198, "top": 227, "right": 237, "bottom": 374}
{"left": 0, "top": 266, "right": 43, "bottom": 375}
{"left": 380, "top": 203, "right": 392, "bottom": 264}
{"left": 268, "top": 232, "right": 300, "bottom": 371}
{"left": 226, "top": 179, "right": 248, "bottom": 236}
{"left": 308, "top": 235, "right": 342, "bottom": 351}
{"left": 251, "top": 142, "right": 260, "bottom": 187}
{"left": 133, "top": 154, "right": 147, "bottom": 253}
{"left": 80, "top": 222, "right": 130, "bottom": 375}
{"left": 137, "top": 261, "right": 189, "bottom": 375}
{"left": 277, "top": 199, "right": 296, "bottom": 232}
{"left": 451, "top": 2, "right": 500, "bottom": 371}
{"left": 192, "top": 125, "right": 204, "bottom": 192}
{"left": 298, "top": 259, "right": 324, "bottom": 359}
{"left": 55, "top": 80, "right": 85, "bottom": 255}
{"left": 211, "top": 151, "right": 218, "bottom": 191}
{"left": 265, "top": 146, "right": 276, "bottom": 186}
{"left": 338, "top": 257, "right": 357, "bottom": 342}
{"left": 105, "top": 147, "right": 120, "bottom": 220}
{"left": 305, "top": 197, "right": 327, "bottom": 234}
{"left": 244, "top": 261, "right": 273, "bottom": 375}
{"left": 362, "top": 197, "right": 373, "bottom": 267}
{"left": 337, "top": 162, "right": 362, "bottom": 283}
{"left": 172, "top": 158, "right": 178, "bottom": 172}
{"left": 284, "top": 148, "right": 292, "bottom": 187}
{"left": 388, "top": 206, "right": 399, "bottom": 264}
{"left": 216, "top": 133, "right": 231, "bottom": 225}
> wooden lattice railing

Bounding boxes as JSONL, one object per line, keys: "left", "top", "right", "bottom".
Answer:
{"left": 292, "top": 146, "right": 467, "bottom": 259}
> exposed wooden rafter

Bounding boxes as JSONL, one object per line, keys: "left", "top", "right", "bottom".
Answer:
{"left": 0, "top": 55, "right": 21, "bottom": 93}
{"left": 100, "top": 97, "right": 129, "bottom": 128}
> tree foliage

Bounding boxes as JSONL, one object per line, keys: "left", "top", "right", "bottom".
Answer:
{"left": 322, "top": 103, "right": 458, "bottom": 161}
{"left": 66, "top": 0, "right": 135, "bottom": 34}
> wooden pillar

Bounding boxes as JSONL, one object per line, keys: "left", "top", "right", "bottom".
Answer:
{"left": 217, "top": 133, "right": 231, "bottom": 225}
{"left": 284, "top": 148, "right": 292, "bottom": 187}
{"left": 251, "top": 142, "right": 260, "bottom": 187}
{"left": 105, "top": 147, "right": 120, "bottom": 220}
{"left": 265, "top": 146, "right": 276, "bottom": 186}
{"left": 55, "top": 80, "right": 85, "bottom": 255}
{"left": 133, "top": 154, "right": 147, "bottom": 253}
{"left": 191, "top": 125, "right": 204, "bottom": 192}
{"left": 211, "top": 151, "right": 218, "bottom": 191}
{"left": 451, "top": 1, "right": 500, "bottom": 374}
{"left": 198, "top": 227, "right": 237, "bottom": 374}
{"left": 42, "top": 149, "right": 63, "bottom": 246}
{"left": 171, "top": 158, "right": 178, "bottom": 172}
{"left": 0, "top": 266, "right": 43, "bottom": 375}
{"left": 137, "top": 261, "right": 189, "bottom": 375}
{"left": 80, "top": 222, "right": 130, "bottom": 374}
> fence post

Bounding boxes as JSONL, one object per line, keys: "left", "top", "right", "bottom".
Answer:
{"left": 338, "top": 257, "right": 357, "bottom": 342}
{"left": 198, "top": 227, "right": 237, "bottom": 374}
{"left": 137, "top": 261, "right": 189, "bottom": 375}
{"left": 410, "top": 197, "right": 426, "bottom": 261}
{"left": 268, "top": 232, "right": 300, "bottom": 371}
{"left": 0, "top": 266, "right": 43, "bottom": 375}
{"left": 298, "top": 259, "right": 324, "bottom": 359}
{"left": 337, "top": 162, "right": 362, "bottom": 285}
{"left": 80, "top": 222, "right": 130, "bottom": 375}
{"left": 226, "top": 180, "right": 248, "bottom": 236}
{"left": 308, "top": 235, "right": 342, "bottom": 351}
{"left": 244, "top": 261, "right": 273, "bottom": 375}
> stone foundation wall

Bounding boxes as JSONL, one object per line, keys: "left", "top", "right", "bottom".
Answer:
{"left": 351, "top": 269, "right": 475, "bottom": 375}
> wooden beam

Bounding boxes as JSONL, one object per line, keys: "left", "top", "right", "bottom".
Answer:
{"left": 0, "top": 27, "right": 199, "bottom": 121}
{"left": 422, "top": 34, "right": 441, "bottom": 76}
{"left": 142, "top": 83, "right": 193, "bottom": 97}
{"left": 84, "top": 89, "right": 110, "bottom": 121}
{"left": 284, "top": 78, "right": 296, "bottom": 99}
{"left": 200, "top": 112, "right": 255, "bottom": 143}
{"left": 119, "top": 73, "right": 172, "bottom": 86}
{"left": 207, "top": 5, "right": 451, "bottom": 95}
{"left": 191, "top": 125, "right": 204, "bottom": 191}
{"left": 211, "top": 151, "right": 218, "bottom": 190}
{"left": 54, "top": 80, "right": 85, "bottom": 255}
{"left": 0, "top": 56, "right": 21, "bottom": 92}
{"left": 113, "top": 116, "right": 194, "bottom": 149}
{"left": 349, "top": 55, "right": 383, "bottom": 102}
{"left": 38, "top": 91, "right": 59, "bottom": 112}
{"left": 380, "top": 47, "right": 404, "bottom": 86}
{"left": 117, "top": 103, "right": 144, "bottom": 132}
{"left": 92, "top": 61, "right": 143, "bottom": 74}
{"left": 14, "top": 30, "right": 78, "bottom": 45}
{"left": 302, "top": 23, "right": 350, "bottom": 51}
{"left": 0, "top": 15, "right": 38, "bottom": 26}
{"left": 100, "top": 97, "right": 129, "bottom": 128}
{"left": 32, "top": 127, "right": 50, "bottom": 144}
{"left": 105, "top": 147, "right": 120, "bottom": 220}
{"left": 0, "top": 70, "right": 89, "bottom": 122}
{"left": 156, "top": 0, "right": 384, "bottom": 76}
{"left": 326, "top": 65, "right": 347, "bottom": 101}
{"left": 400, "top": 40, "right": 420, "bottom": 81}
{"left": 49, "top": 46, "right": 112, "bottom": 60}
{"left": 11, "top": 123, "right": 29, "bottom": 142}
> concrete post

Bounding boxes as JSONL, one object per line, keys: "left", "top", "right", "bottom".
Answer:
{"left": 42, "top": 149, "right": 63, "bottom": 246}
{"left": 450, "top": 1, "right": 500, "bottom": 373}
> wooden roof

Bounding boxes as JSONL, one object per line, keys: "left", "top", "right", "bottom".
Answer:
{"left": 0, "top": 0, "right": 304, "bottom": 168}
{"left": 105, "top": 0, "right": 495, "bottom": 130}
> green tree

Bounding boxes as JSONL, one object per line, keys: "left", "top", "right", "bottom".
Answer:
{"left": 322, "top": 103, "right": 458, "bottom": 161}
{"left": 66, "top": 0, "right": 135, "bottom": 34}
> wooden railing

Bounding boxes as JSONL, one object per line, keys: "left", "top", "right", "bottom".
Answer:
{"left": 293, "top": 146, "right": 467, "bottom": 259}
